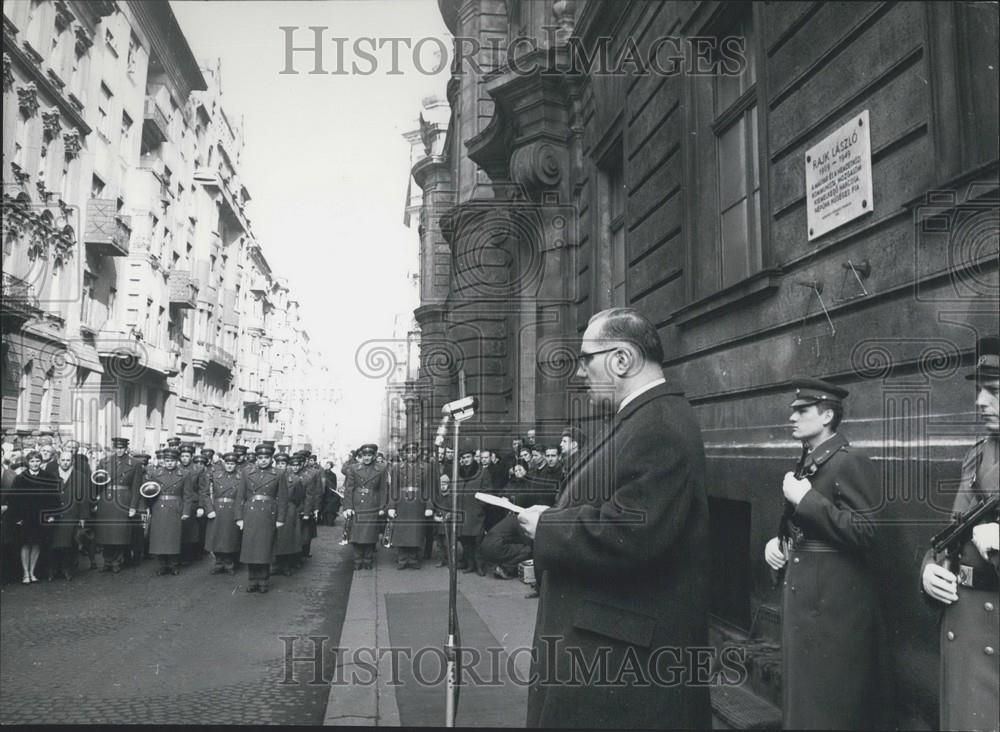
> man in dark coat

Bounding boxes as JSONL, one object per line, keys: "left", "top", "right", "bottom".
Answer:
{"left": 921, "top": 335, "right": 999, "bottom": 732}
{"left": 518, "top": 307, "right": 711, "bottom": 729}
{"left": 275, "top": 453, "right": 308, "bottom": 575}
{"left": 236, "top": 444, "right": 288, "bottom": 593}
{"left": 177, "top": 444, "right": 204, "bottom": 564}
{"left": 388, "top": 442, "right": 434, "bottom": 569}
{"left": 93, "top": 437, "right": 143, "bottom": 573}
{"left": 203, "top": 452, "right": 242, "bottom": 575}
{"left": 300, "top": 452, "right": 323, "bottom": 559}
{"left": 47, "top": 450, "right": 92, "bottom": 580}
{"left": 764, "top": 377, "right": 889, "bottom": 730}
{"left": 455, "top": 444, "right": 491, "bottom": 575}
{"left": 343, "top": 443, "right": 388, "bottom": 570}
{"left": 147, "top": 448, "right": 196, "bottom": 576}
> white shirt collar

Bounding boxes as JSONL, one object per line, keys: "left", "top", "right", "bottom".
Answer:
{"left": 617, "top": 377, "right": 667, "bottom": 415}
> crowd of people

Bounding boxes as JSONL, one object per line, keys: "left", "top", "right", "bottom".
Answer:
{"left": 0, "top": 437, "right": 343, "bottom": 592}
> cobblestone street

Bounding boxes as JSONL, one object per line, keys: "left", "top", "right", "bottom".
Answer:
{"left": 0, "top": 527, "right": 352, "bottom": 725}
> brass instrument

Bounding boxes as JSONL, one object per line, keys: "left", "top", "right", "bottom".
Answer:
{"left": 381, "top": 516, "right": 395, "bottom": 548}
{"left": 139, "top": 480, "right": 162, "bottom": 499}
{"left": 340, "top": 512, "right": 354, "bottom": 545}
{"left": 91, "top": 468, "right": 111, "bottom": 486}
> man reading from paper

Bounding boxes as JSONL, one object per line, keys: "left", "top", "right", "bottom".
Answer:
{"left": 518, "top": 307, "right": 711, "bottom": 729}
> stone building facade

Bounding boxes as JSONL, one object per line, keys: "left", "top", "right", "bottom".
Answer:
{"left": 410, "top": 0, "right": 999, "bottom": 725}
{"left": 2, "top": 0, "right": 334, "bottom": 455}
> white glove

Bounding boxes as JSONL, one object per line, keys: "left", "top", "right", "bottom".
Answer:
{"left": 207, "top": 511, "right": 217, "bottom": 519}
{"left": 782, "top": 472, "right": 812, "bottom": 506}
{"left": 276, "top": 521, "right": 284, "bottom": 528}
{"left": 764, "top": 536, "right": 787, "bottom": 570}
{"left": 196, "top": 508, "right": 205, "bottom": 518}
{"left": 433, "top": 513, "right": 444, "bottom": 523}
{"left": 922, "top": 562, "right": 958, "bottom": 604}
{"left": 78, "top": 520, "right": 85, "bottom": 528}
{"left": 972, "top": 522, "right": 999, "bottom": 560}
{"left": 128, "top": 508, "right": 137, "bottom": 518}
{"left": 343, "top": 509, "right": 355, "bottom": 518}
{"left": 46, "top": 516, "right": 55, "bottom": 523}
{"left": 1, "top": 504, "right": 7, "bottom": 514}
{"left": 424, "top": 509, "right": 433, "bottom": 517}
{"left": 236, "top": 519, "right": 244, "bottom": 530}
{"left": 387, "top": 509, "right": 397, "bottom": 519}
{"left": 378, "top": 509, "right": 385, "bottom": 516}
{"left": 181, "top": 514, "right": 189, "bottom": 520}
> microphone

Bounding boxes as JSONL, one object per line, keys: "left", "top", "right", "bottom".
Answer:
{"left": 442, "top": 396, "right": 478, "bottom": 424}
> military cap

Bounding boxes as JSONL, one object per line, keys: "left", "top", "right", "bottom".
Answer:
{"left": 221, "top": 452, "right": 239, "bottom": 463}
{"left": 274, "top": 452, "right": 290, "bottom": 463}
{"left": 788, "top": 376, "right": 849, "bottom": 407}
{"left": 178, "top": 443, "right": 195, "bottom": 455}
{"left": 37, "top": 435, "right": 54, "bottom": 446}
{"left": 201, "top": 448, "right": 216, "bottom": 459}
{"left": 967, "top": 335, "right": 1000, "bottom": 381}
{"left": 134, "top": 453, "right": 151, "bottom": 464}
{"left": 254, "top": 444, "right": 275, "bottom": 456}
{"left": 154, "top": 448, "right": 164, "bottom": 457}
{"left": 166, "top": 437, "right": 181, "bottom": 447}
{"left": 288, "top": 453, "right": 305, "bottom": 466}
{"left": 192, "top": 454, "right": 207, "bottom": 464}
{"left": 359, "top": 443, "right": 378, "bottom": 455}
{"left": 162, "top": 448, "right": 180, "bottom": 459}
{"left": 233, "top": 444, "right": 249, "bottom": 454}
{"left": 110, "top": 437, "right": 130, "bottom": 448}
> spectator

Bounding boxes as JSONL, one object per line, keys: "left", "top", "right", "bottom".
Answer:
{"left": 10, "top": 451, "right": 61, "bottom": 584}
{"left": 47, "top": 451, "right": 91, "bottom": 581}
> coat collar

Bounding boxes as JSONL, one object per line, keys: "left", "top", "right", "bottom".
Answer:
{"left": 803, "top": 432, "right": 849, "bottom": 471}
{"left": 615, "top": 379, "right": 684, "bottom": 425}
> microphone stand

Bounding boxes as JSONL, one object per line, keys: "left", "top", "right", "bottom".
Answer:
{"left": 445, "top": 417, "right": 461, "bottom": 727}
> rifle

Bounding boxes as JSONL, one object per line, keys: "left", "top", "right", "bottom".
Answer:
{"left": 929, "top": 493, "right": 1000, "bottom": 571}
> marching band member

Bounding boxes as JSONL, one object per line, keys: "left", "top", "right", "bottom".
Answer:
{"left": 203, "top": 452, "right": 242, "bottom": 575}
{"left": 236, "top": 444, "right": 288, "bottom": 593}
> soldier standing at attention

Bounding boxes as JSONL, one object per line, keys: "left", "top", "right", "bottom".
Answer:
{"left": 236, "top": 444, "right": 288, "bottom": 593}
{"left": 764, "top": 377, "right": 890, "bottom": 730}
{"left": 204, "top": 452, "right": 242, "bottom": 575}
{"left": 274, "top": 453, "right": 307, "bottom": 576}
{"left": 921, "top": 335, "right": 999, "bottom": 732}
{"left": 388, "top": 442, "right": 434, "bottom": 569}
{"left": 147, "top": 448, "right": 196, "bottom": 576}
{"left": 343, "top": 443, "right": 388, "bottom": 570}
{"left": 94, "top": 437, "right": 142, "bottom": 574}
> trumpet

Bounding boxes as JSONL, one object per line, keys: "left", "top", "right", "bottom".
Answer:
{"left": 381, "top": 517, "right": 395, "bottom": 548}
{"left": 91, "top": 468, "right": 111, "bottom": 486}
{"left": 340, "top": 512, "right": 354, "bottom": 545}
{"left": 139, "top": 481, "right": 162, "bottom": 499}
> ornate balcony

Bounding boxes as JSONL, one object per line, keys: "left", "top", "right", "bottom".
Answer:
{"left": 95, "top": 330, "right": 180, "bottom": 377}
{"left": 142, "top": 93, "right": 170, "bottom": 148}
{"left": 192, "top": 340, "right": 235, "bottom": 376}
{"left": 84, "top": 198, "right": 131, "bottom": 256}
{"left": 1, "top": 272, "right": 42, "bottom": 325}
{"left": 168, "top": 270, "right": 197, "bottom": 309}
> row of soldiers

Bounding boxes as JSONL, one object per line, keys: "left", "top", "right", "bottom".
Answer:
{"left": 92, "top": 438, "right": 326, "bottom": 593}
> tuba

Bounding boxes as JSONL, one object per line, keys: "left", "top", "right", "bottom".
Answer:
{"left": 139, "top": 480, "right": 162, "bottom": 499}
{"left": 91, "top": 468, "right": 111, "bottom": 486}
{"left": 381, "top": 516, "right": 395, "bottom": 548}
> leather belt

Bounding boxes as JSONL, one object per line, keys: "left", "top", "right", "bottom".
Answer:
{"left": 109, "top": 484, "right": 131, "bottom": 491}
{"left": 792, "top": 539, "right": 839, "bottom": 553}
{"left": 215, "top": 497, "right": 235, "bottom": 504}
{"left": 958, "top": 564, "right": 1000, "bottom": 592}
{"left": 158, "top": 495, "right": 181, "bottom": 501}
{"left": 251, "top": 494, "right": 273, "bottom": 501}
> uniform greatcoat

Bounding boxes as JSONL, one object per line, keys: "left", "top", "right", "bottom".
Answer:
{"left": 181, "top": 463, "right": 205, "bottom": 544}
{"left": 275, "top": 468, "right": 307, "bottom": 556}
{"left": 203, "top": 466, "right": 242, "bottom": 554}
{"left": 236, "top": 464, "right": 288, "bottom": 564}
{"left": 94, "top": 455, "right": 142, "bottom": 546}
{"left": 344, "top": 462, "right": 388, "bottom": 545}
{"left": 148, "top": 466, "right": 196, "bottom": 555}
{"left": 48, "top": 466, "right": 92, "bottom": 550}
{"left": 389, "top": 461, "right": 434, "bottom": 548}
{"left": 301, "top": 467, "right": 323, "bottom": 541}
{"left": 779, "top": 432, "right": 891, "bottom": 730}
{"left": 454, "top": 465, "right": 490, "bottom": 538}
{"left": 921, "top": 436, "right": 999, "bottom": 732}
{"left": 528, "top": 381, "right": 711, "bottom": 729}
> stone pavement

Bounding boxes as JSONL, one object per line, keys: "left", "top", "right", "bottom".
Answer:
{"left": 0, "top": 526, "right": 354, "bottom": 725}
{"left": 324, "top": 546, "right": 537, "bottom": 727}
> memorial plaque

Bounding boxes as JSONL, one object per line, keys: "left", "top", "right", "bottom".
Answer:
{"left": 805, "top": 110, "right": 873, "bottom": 240}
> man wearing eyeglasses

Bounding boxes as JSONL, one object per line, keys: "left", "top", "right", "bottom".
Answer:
{"left": 518, "top": 307, "right": 711, "bottom": 729}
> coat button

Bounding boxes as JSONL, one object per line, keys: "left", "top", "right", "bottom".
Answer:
{"left": 986, "top": 602, "right": 995, "bottom": 612}
{"left": 793, "top": 557, "right": 800, "bottom": 564}
{"left": 947, "top": 631, "right": 955, "bottom": 641}
{"left": 986, "top": 647, "right": 995, "bottom": 656}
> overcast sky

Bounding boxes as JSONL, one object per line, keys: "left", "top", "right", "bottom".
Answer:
{"left": 171, "top": 0, "right": 450, "bottom": 447}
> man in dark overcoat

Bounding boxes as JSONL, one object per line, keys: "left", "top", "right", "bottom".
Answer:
{"left": 921, "top": 335, "right": 999, "bottom": 732}
{"left": 93, "top": 437, "right": 143, "bottom": 573}
{"left": 300, "top": 451, "right": 323, "bottom": 559}
{"left": 388, "top": 442, "right": 434, "bottom": 569}
{"left": 455, "top": 444, "right": 491, "bottom": 575}
{"left": 147, "top": 448, "right": 196, "bottom": 575}
{"left": 178, "top": 444, "right": 204, "bottom": 564}
{"left": 518, "top": 307, "right": 711, "bottom": 729}
{"left": 236, "top": 444, "right": 288, "bottom": 593}
{"left": 275, "top": 453, "right": 307, "bottom": 575}
{"left": 764, "top": 377, "right": 889, "bottom": 730}
{"left": 46, "top": 450, "right": 91, "bottom": 580}
{"left": 203, "top": 452, "right": 242, "bottom": 575}
{"left": 343, "top": 443, "right": 388, "bottom": 570}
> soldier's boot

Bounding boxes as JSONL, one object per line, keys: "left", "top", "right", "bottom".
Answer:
{"left": 259, "top": 581, "right": 269, "bottom": 594}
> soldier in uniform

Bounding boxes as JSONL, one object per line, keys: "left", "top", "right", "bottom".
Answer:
{"left": 388, "top": 442, "right": 434, "bottom": 569}
{"left": 203, "top": 452, "right": 242, "bottom": 574}
{"left": 177, "top": 444, "right": 204, "bottom": 564}
{"left": 236, "top": 444, "right": 288, "bottom": 593}
{"left": 921, "top": 335, "right": 999, "bottom": 732}
{"left": 300, "top": 451, "right": 323, "bottom": 560}
{"left": 343, "top": 443, "right": 388, "bottom": 570}
{"left": 273, "top": 452, "right": 289, "bottom": 471}
{"left": 274, "top": 453, "right": 307, "bottom": 576}
{"left": 94, "top": 437, "right": 143, "bottom": 573}
{"left": 233, "top": 444, "right": 252, "bottom": 476}
{"left": 454, "top": 444, "right": 491, "bottom": 575}
{"left": 763, "top": 377, "right": 889, "bottom": 730}
{"left": 127, "top": 453, "right": 153, "bottom": 565}
{"left": 147, "top": 448, "right": 196, "bottom": 576}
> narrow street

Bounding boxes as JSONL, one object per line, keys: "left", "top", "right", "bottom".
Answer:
{"left": 0, "top": 527, "right": 352, "bottom": 725}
